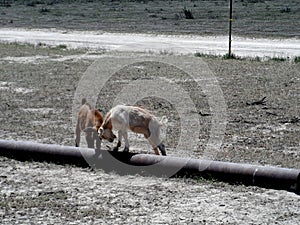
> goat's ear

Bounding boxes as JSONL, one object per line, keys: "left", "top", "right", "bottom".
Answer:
{"left": 83, "top": 127, "right": 97, "bottom": 133}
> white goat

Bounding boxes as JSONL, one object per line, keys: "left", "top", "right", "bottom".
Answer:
{"left": 98, "top": 105, "right": 166, "bottom": 155}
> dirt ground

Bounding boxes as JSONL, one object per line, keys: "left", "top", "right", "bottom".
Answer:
{"left": 1, "top": 157, "right": 299, "bottom": 225}
{"left": 0, "top": 42, "right": 299, "bottom": 224}
{"left": 0, "top": 0, "right": 300, "bottom": 223}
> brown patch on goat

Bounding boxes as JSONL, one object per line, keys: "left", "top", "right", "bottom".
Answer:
{"left": 101, "top": 111, "right": 113, "bottom": 130}
{"left": 75, "top": 98, "right": 103, "bottom": 149}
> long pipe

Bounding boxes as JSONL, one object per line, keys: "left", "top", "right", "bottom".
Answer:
{"left": 0, "top": 139, "right": 299, "bottom": 193}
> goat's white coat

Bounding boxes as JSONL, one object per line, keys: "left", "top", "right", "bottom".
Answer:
{"left": 100, "top": 105, "right": 166, "bottom": 155}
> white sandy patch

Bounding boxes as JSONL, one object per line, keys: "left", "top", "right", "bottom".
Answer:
{"left": 248, "top": 124, "right": 293, "bottom": 134}
{"left": 1, "top": 54, "right": 105, "bottom": 64}
{"left": 0, "top": 81, "right": 34, "bottom": 94}
{"left": 2, "top": 55, "right": 50, "bottom": 64}
{"left": 14, "top": 87, "right": 34, "bottom": 94}
{"left": 20, "top": 107, "right": 64, "bottom": 115}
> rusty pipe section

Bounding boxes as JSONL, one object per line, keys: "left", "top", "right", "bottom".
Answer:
{"left": 131, "top": 154, "right": 300, "bottom": 193}
{"left": 0, "top": 139, "right": 299, "bottom": 193}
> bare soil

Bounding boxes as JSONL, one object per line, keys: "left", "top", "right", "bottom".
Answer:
{"left": 0, "top": 42, "right": 299, "bottom": 224}
{"left": 0, "top": 0, "right": 300, "bottom": 223}
{"left": 1, "top": 157, "right": 299, "bottom": 225}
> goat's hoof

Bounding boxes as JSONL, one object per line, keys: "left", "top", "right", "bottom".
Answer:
{"left": 160, "top": 149, "right": 167, "bottom": 156}
{"left": 123, "top": 147, "right": 129, "bottom": 152}
{"left": 158, "top": 143, "right": 166, "bottom": 156}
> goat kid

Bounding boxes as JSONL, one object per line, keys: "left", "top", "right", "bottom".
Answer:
{"left": 75, "top": 98, "right": 104, "bottom": 149}
{"left": 97, "top": 105, "right": 166, "bottom": 156}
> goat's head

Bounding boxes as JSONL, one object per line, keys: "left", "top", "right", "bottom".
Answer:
{"left": 98, "top": 127, "right": 116, "bottom": 143}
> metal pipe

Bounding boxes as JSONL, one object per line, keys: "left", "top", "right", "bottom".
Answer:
{"left": 0, "top": 139, "right": 299, "bottom": 193}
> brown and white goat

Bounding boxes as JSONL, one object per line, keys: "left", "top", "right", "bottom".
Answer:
{"left": 98, "top": 105, "right": 166, "bottom": 155}
{"left": 75, "top": 98, "right": 104, "bottom": 149}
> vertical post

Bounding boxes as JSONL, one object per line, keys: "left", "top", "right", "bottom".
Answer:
{"left": 228, "top": 0, "right": 233, "bottom": 57}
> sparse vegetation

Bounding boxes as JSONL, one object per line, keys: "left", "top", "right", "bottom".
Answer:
{"left": 280, "top": 7, "right": 291, "bottom": 13}
{"left": 0, "top": 0, "right": 11, "bottom": 7}
{"left": 39, "top": 7, "right": 50, "bottom": 13}
{"left": 26, "top": 0, "right": 44, "bottom": 7}
{"left": 194, "top": 52, "right": 220, "bottom": 59}
{"left": 1, "top": 0, "right": 298, "bottom": 38}
{"left": 56, "top": 44, "right": 67, "bottom": 49}
{"left": 294, "top": 56, "right": 300, "bottom": 63}
{"left": 223, "top": 53, "right": 241, "bottom": 60}
{"left": 0, "top": 42, "right": 85, "bottom": 58}
{"left": 183, "top": 7, "right": 194, "bottom": 19}
{"left": 194, "top": 51, "right": 298, "bottom": 63}
{"left": 270, "top": 56, "right": 287, "bottom": 62}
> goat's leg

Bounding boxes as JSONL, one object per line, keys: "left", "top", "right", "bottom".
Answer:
{"left": 147, "top": 133, "right": 166, "bottom": 155}
{"left": 158, "top": 143, "right": 166, "bottom": 156}
{"left": 85, "top": 132, "right": 94, "bottom": 148}
{"left": 146, "top": 137, "right": 160, "bottom": 155}
{"left": 122, "top": 131, "right": 130, "bottom": 152}
{"left": 153, "top": 147, "right": 160, "bottom": 155}
{"left": 152, "top": 143, "right": 166, "bottom": 156}
{"left": 94, "top": 132, "right": 102, "bottom": 150}
{"left": 75, "top": 121, "right": 81, "bottom": 147}
{"left": 113, "top": 130, "right": 122, "bottom": 151}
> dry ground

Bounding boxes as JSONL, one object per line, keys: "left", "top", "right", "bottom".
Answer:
{"left": 1, "top": 1, "right": 300, "bottom": 224}
{"left": 0, "top": 42, "right": 299, "bottom": 224}
{"left": 1, "top": 157, "right": 299, "bottom": 225}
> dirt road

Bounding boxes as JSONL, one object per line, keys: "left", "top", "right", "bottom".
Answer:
{"left": 0, "top": 28, "right": 299, "bottom": 58}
